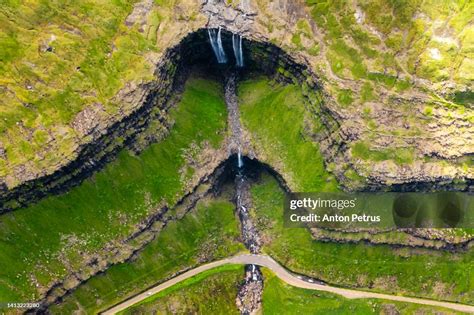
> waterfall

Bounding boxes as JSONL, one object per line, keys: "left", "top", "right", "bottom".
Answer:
{"left": 217, "top": 27, "right": 227, "bottom": 63}
{"left": 208, "top": 27, "right": 227, "bottom": 63}
{"left": 238, "top": 35, "right": 243, "bottom": 67}
{"left": 238, "top": 148, "right": 244, "bottom": 168}
{"left": 232, "top": 34, "right": 244, "bottom": 67}
{"left": 208, "top": 29, "right": 220, "bottom": 62}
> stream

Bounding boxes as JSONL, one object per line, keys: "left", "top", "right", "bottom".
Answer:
{"left": 224, "top": 72, "right": 263, "bottom": 315}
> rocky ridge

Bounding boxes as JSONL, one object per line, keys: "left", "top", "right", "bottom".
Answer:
{"left": 1, "top": 0, "right": 473, "bottom": 210}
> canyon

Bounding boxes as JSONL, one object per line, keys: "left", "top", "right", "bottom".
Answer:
{"left": 0, "top": 1, "right": 472, "bottom": 314}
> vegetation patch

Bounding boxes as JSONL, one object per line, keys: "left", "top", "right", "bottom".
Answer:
{"left": 250, "top": 172, "right": 474, "bottom": 303}
{"left": 239, "top": 77, "right": 338, "bottom": 192}
{"left": 50, "top": 198, "right": 244, "bottom": 314}
{"left": 336, "top": 88, "right": 354, "bottom": 107}
{"left": 119, "top": 264, "right": 242, "bottom": 315}
{"left": 262, "top": 268, "right": 463, "bottom": 314}
{"left": 0, "top": 77, "right": 228, "bottom": 302}
{"left": 351, "top": 141, "right": 415, "bottom": 165}
{"left": 0, "top": 0, "right": 160, "bottom": 173}
{"left": 450, "top": 91, "right": 474, "bottom": 107}
{"left": 360, "top": 82, "right": 376, "bottom": 103}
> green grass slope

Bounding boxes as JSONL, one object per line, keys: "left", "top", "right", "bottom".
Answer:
{"left": 0, "top": 77, "right": 227, "bottom": 301}
{"left": 50, "top": 198, "right": 243, "bottom": 314}
{"left": 239, "top": 77, "right": 338, "bottom": 192}
{"left": 306, "top": 0, "right": 473, "bottom": 88}
{"left": 251, "top": 172, "right": 474, "bottom": 304}
{"left": 0, "top": 0, "right": 159, "bottom": 178}
{"left": 118, "top": 264, "right": 242, "bottom": 315}
{"left": 262, "top": 268, "right": 463, "bottom": 314}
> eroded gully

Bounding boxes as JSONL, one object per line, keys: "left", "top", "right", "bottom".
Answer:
{"left": 225, "top": 72, "right": 263, "bottom": 315}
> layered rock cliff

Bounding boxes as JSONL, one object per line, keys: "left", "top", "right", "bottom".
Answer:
{"left": 1, "top": 0, "right": 473, "bottom": 211}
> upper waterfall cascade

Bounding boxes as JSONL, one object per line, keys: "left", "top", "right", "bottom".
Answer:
{"left": 232, "top": 33, "right": 244, "bottom": 67}
{"left": 238, "top": 148, "right": 244, "bottom": 168}
{"left": 208, "top": 27, "right": 227, "bottom": 63}
{"left": 208, "top": 28, "right": 244, "bottom": 67}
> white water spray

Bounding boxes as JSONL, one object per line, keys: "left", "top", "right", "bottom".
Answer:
{"left": 232, "top": 34, "right": 244, "bottom": 67}
{"left": 238, "top": 148, "right": 244, "bottom": 168}
{"left": 208, "top": 27, "right": 227, "bottom": 63}
{"left": 216, "top": 27, "right": 227, "bottom": 63}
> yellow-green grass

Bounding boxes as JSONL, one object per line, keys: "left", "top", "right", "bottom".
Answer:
{"left": 251, "top": 172, "right": 474, "bottom": 304}
{"left": 0, "top": 77, "right": 228, "bottom": 302}
{"left": 0, "top": 0, "right": 158, "bottom": 176}
{"left": 118, "top": 264, "right": 242, "bottom": 315}
{"left": 306, "top": 0, "right": 473, "bottom": 86}
{"left": 49, "top": 198, "right": 244, "bottom": 314}
{"left": 238, "top": 77, "right": 338, "bottom": 192}
{"left": 351, "top": 141, "right": 415, "bottom": 165}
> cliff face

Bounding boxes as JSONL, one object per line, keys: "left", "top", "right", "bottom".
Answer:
{"left": 0, "top": 0, "right": 472, "bottom": 210}
{"left": 0, "top": 49, "right": 177, "bottom": 210}
{"left": 0, "top": 1, "right": 472, "bottom": 307}
{"left": 200, "top": 0, "right": 473, "bottom": 190}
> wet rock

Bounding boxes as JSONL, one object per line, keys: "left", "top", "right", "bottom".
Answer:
{"left": 202, "top": 0, "right": 255, "bottom": 34}
{"left": 236, "top": 265, "right": 263, "bottom": 315}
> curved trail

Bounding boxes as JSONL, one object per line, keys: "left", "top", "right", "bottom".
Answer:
{"left": 102, "top": 254, "right": 474, "bottom": 314}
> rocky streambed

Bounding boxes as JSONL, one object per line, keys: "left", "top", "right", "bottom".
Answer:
{"left": 224, "top": 71, "right": 263, "bottom": 314}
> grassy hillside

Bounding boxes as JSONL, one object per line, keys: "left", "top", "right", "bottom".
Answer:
{"left": 250, "top": 172, "right": 474, "bottom": 304}
{"left": 0, "top": 77, "right": 228, "bottom": 302}
{"left": 239, "top": 78, "right": 338, "bottom": 192}
{"left": 262, "top": 268, "right": 463, "bottom": 314}
{"left": 118, "top": 264, "right": 242, "bottom": 315}
{"left": 2, "top": 0, "right": 472, "bottom": 186}
{"left": 305, "top": 0, "right": 473, "bottom": 89}
{"left": 108, "top": 263, "right": 463, "bottom": 315}
{"left": 50, "top": 198, "right": 243, "bottom": 314}
{"left": 0, "top": 0, "right": 160, "bottom": 180}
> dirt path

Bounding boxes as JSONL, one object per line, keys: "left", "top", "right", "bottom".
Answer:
{"left": 102, "top": 254, "right": 474, "bottom": 314}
